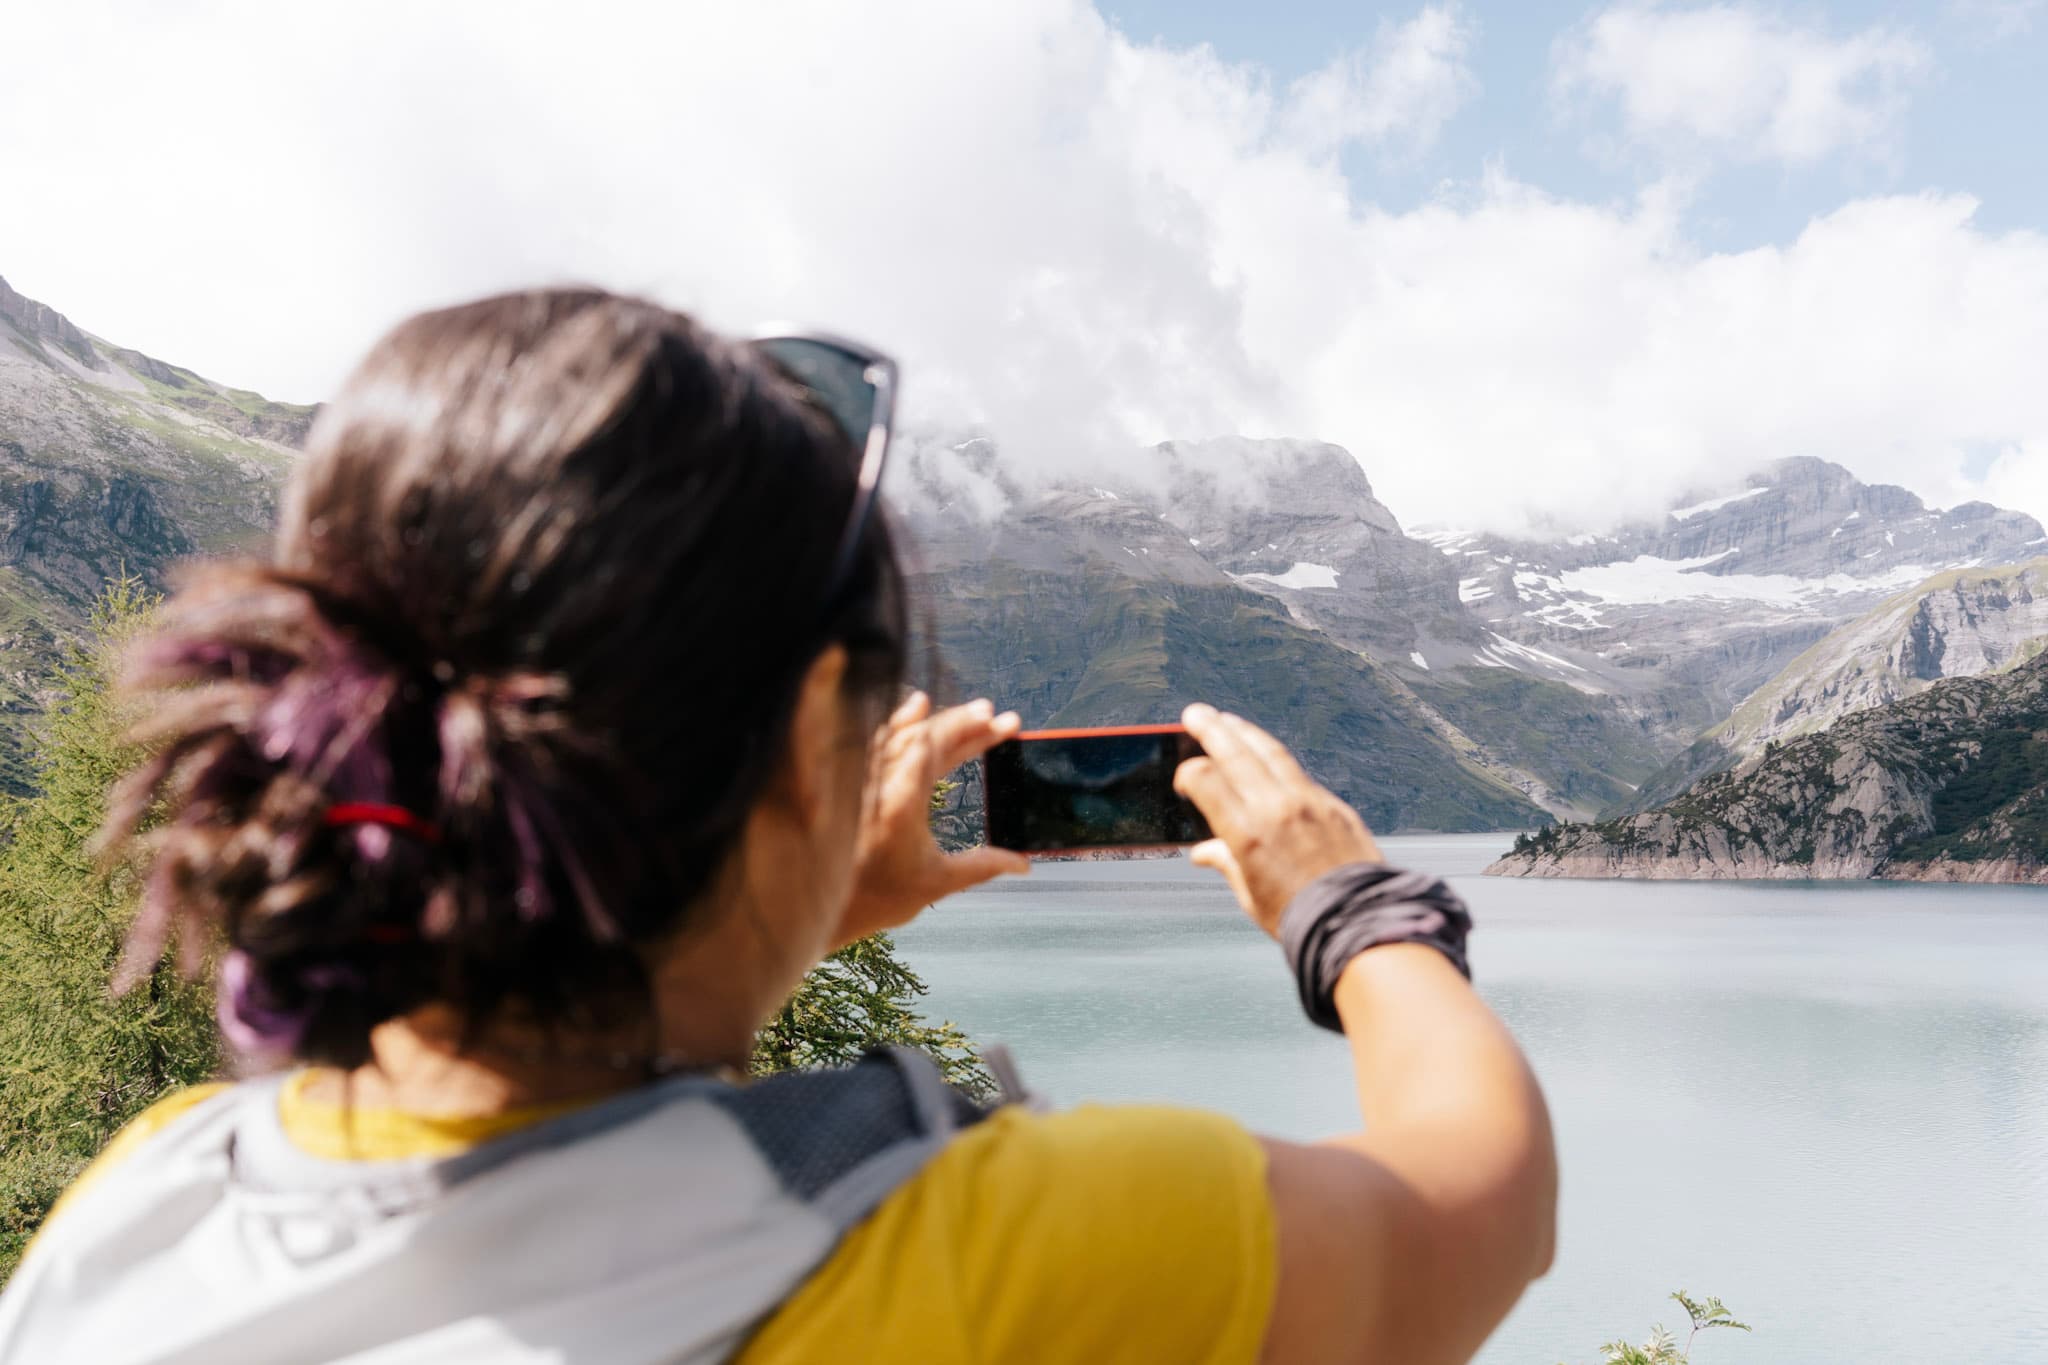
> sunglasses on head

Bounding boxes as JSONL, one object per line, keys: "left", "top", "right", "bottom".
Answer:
{"left": 750, "top": 330, "right": 899, "bottom": 606}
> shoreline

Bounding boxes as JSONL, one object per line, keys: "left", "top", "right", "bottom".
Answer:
{"left": 1484, "top": 853, "right": 2048, "bottom": 885}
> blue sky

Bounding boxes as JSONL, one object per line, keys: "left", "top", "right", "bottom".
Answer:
{"left": 2, "top": 1, "right": 2045, "bottom": 533}
{"left": 1106, "top": 1, "right": 2048, "bottom": 244}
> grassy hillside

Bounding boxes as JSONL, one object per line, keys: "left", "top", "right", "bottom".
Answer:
{"left": 1408, "top": 667, "right": 1669, "bottom": 819}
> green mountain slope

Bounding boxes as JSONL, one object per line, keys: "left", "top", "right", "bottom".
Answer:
{"left": 1487, "top": 650, "right": 2048, "bottom": 882}
{"left": 1405, "top": 667, "right": 1669, "bottom": 820}
{"left": 917, "top": 562, "right": 1547, "bottom": 834}
{"left": 0, "top": 273, "right": 306, "bottom": 788}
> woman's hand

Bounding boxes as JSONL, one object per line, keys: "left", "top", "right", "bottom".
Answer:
{"left": 1172, "top": 702, "right": 1382, "bottom": 937}
{"left": 836, "top": 693, "right": 1030, "bottom": 948}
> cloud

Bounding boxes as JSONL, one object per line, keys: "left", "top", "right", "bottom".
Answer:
{"left": 1948, "top": 0, "right": 2046, "bottom": 41}
{"left": 1982, "top": 444, "right": 2048, "bottom": 533}
{"left": 1553, "top": 3, "right": 1931, "bottom": 169}
{"left": 1280, "top": 4, "right": 1478, "bottom": 159}
{"left": 0, "top": 0, "right": 2044, "bottom": 540}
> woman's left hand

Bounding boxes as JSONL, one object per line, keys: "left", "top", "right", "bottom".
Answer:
{"left": 836, "top": 693, "right": 1030, "bottom": 948}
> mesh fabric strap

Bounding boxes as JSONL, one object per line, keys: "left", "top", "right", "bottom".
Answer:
{"left": 1278, "top": 863, "right": 1473, "bottom": 1032}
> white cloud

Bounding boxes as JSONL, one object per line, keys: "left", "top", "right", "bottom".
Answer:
{"left": 1948, "top": 0, "right": 2046, "bottom": 41}
{"left": 1281, "top": 4, "right": 1478, "bottom": 159}
{"left": 0, "top": 0, "right": 2044, "bottom": 540}
{"left": 1553, "top": 3, "right": 1931, "bottom": 168}
{"left": 1983, "top": 444, "right": 2048, "bottom": 534}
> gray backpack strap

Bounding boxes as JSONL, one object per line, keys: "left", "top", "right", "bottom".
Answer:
{"left": 229, "top": 1051, "right": 999, "bottom": 1234}
{"left": 979, "top": 1043, "right": 1045, "bottom": 1112}
{"left": 707, "top": 1047, "right": 994, "bottom": 1230}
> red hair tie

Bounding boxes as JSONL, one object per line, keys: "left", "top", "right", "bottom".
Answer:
{"left": 323, "top": 802, "right": 443, "bottom": 845}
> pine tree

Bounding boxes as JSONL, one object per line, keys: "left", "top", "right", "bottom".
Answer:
{"left": 751, "top": 932, "right": 992, "bottom": 1097}
{"left": 751, "top": 773, "right": 993, "bottom": 1097}
{"left": 0, "top": 581, "right": 217, "bottom": 1279}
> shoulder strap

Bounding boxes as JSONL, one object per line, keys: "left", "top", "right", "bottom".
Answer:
{"left": 706, "top": 1047, "right": 994, "bottom": 1229}
{"left": 225, "top": 1049, "right": 996, "bottom": 1230}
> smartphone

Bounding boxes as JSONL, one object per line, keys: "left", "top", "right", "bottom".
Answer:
{"left": 982, "top": 724, "right": 1211, "bottom": 853}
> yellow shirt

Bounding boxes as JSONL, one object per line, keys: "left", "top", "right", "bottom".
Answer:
{"left": 43, "top": 1077, "right": 1278, "bottom": 1363}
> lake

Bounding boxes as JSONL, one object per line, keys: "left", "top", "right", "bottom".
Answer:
{"left": 894, "top": 834, "right": 2048, "bottom": 1363}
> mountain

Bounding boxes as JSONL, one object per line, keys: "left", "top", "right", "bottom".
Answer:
{"left": 898, "top": 439, "right": 1549, "bottom": 832}
{"left": 1636, "top": 558, "right": 2048, "bottom": 807}
{"left": 1486, "top": 649, "right": 2048, "bottom": 883}
{"left": 899, "top": 437, "right": 2048, "bottom": 827}
{"left": 903, "top": 437, "right": 1680, "bottom": 821}
{"left": 1424, "top": 457, "right": 2048, "bottom": 814}
{"left": 0, "top": 274, "right": 307, "bottom": 787}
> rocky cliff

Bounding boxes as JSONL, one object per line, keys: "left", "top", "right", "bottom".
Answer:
{"left": 0, "top": 273, "right": 308, "bottom": 788}
{"left": 1486, "top": 650, "right": 2048, "bottom": 882}
{"left": 898, "top": 432, "right": 1685, "bottom": 824}
{"left": 897, "top": 438, "right": 1549, "bottom": 832}
{"left": 1427, "top": 457, "right": 2048, "bottom": 817}
{"left": 1632, "top": 559, "right": 2048, "bottom": 806}
{"left": 899, "top": 435, "right": 1675, "bottom": 822}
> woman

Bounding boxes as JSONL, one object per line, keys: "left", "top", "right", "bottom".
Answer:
{"left": 0, "top": 289, "right": 1553, "bottom": 1363}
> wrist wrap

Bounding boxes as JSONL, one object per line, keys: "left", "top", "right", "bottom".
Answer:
{"left": 1278, "top": 863, "right": 1473, "bottom": 1032}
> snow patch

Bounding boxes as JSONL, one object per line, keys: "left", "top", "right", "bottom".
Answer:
{"left": 1532, "top": 599, "right": 1605, "bottom": 631}
{"left": 1092, "top": 487, "right": 1120, "bottom": 500}
{"left": 1409, "top": 652, "right": 1430, "bottom": 670}
{"left": 1669, "top": 487, "right": 1768, "bottom": 521}
{"left": 1487, "top": 632, "right": 1586, "bottom": 672}
{"left": 1458, "top": 577, "right": 1494, "bottom": 603}
{"left": 1238, "top": 561, "right": 1340, "bottom": 591}
{"left": 1558, "top": 552, "right": 1937, "bottom": 607}
{"left": 1413, "top": 529, "right": 1477, "bottom": 558}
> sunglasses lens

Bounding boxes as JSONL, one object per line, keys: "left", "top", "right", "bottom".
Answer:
{"left": 754, "top": 337, "right": 876, "bottom": 452}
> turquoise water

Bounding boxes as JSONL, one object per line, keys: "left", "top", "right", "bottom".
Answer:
{"left": 895, "top": 834, "right": 2048, "bottom": 1363}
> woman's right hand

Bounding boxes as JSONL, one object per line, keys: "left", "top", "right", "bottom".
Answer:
{"left": 1171, "top": 702, "right": 1382, "bottom": 937}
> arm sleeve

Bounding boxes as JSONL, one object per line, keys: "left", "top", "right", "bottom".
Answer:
{"left": 737, "top": 1103, "right": 1277, "bottom": 1365}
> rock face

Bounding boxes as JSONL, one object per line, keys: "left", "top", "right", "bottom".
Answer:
{"left": 0, "top": 271, "right": 310, "bottom": 789}
{"left": 0, "top": 275, "right": 101, "bottom": 369}
{"left": 900, "top": 437, "right": 2048, "bottom": 827}
{"left": 896, "top": 437, "right": 1549, "bottom": 833}
{"left": 1487, "top": 650, "right": 2048, "bottom": 883}
{"left": 1120, "top": 437, "right": 1478, "bottom": 660}
{"left": 1636, "top": 559, "right": 2048, "bottom": 805}
{"left": 1427, "top": 457, "right": 2048, "bottom": 816}
{"left": 899, "top": 435, "right": 1677, "bottom": 823}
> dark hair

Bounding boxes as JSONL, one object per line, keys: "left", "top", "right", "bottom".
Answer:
{"left": 105, "top": 288, "right": 907, "bottom": 1069}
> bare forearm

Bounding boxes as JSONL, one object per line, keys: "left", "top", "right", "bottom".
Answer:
{"left": 1328, "top": 946, "right": 1557, "bottom": 1337}
{"left": 1166, "top": 705, "right": 1555, "bottom": 1361}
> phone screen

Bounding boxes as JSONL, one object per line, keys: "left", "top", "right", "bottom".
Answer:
{"left": 982, "top": 725, "right": 1211, "bottom": 852}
